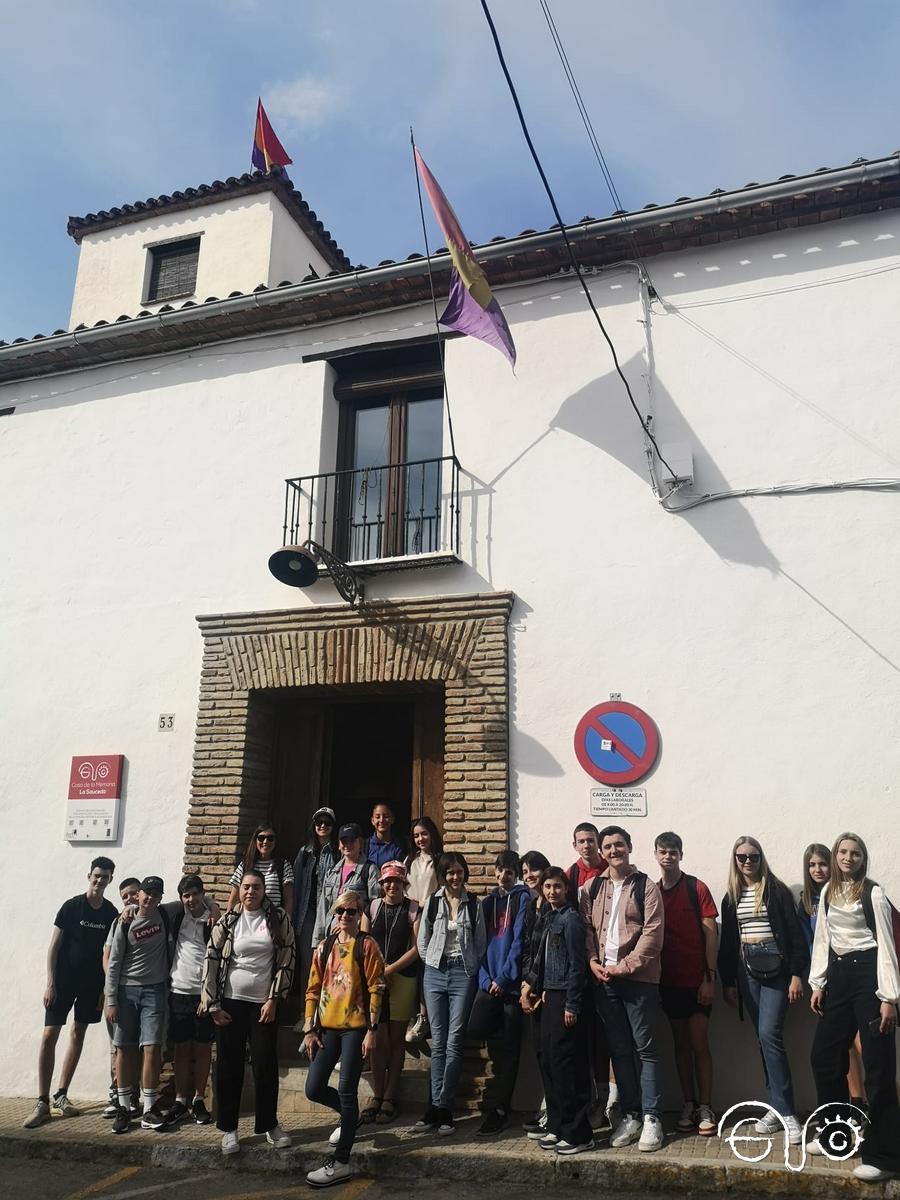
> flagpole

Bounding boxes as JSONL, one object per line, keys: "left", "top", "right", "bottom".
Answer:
{"left": 410, "top": 127, "right": 457, "bottom": 463}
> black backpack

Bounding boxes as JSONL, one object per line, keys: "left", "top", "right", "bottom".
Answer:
{"left": 427, "top": 891, "right": 479, "bottom": 931}
{"left": 587, "top": 869, "right": 648, "bottom": 921}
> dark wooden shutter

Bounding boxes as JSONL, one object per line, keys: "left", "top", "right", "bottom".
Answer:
{"left": 147, "top": 238, "right": 201, "bottom": 301}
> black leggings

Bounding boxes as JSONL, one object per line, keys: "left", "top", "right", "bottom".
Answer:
{"left": 811, "top": 948, "right": 900, "bottom": 1171}
{"left": 305, "top": 1027, "right": 366, "bottom": 1163}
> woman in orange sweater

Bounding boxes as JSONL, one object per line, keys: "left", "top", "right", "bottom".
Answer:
{"left": 303, "top": 890, "right": 385, "bottom": 1188}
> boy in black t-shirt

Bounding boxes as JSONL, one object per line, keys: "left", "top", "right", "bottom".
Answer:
{"left": 23, "top": 857, "right": 117, "bottom": 1129}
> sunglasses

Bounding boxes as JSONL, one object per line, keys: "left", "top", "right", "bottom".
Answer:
{"left": 315, "top": 819, "right": 333, "bottom": 827}
{"left": 735, "top": 853, "right": 761, "bottom": 864}
{"left": 334, "top": 906, "right": 360, "bottom": 917}
{"left": 257, "top": 835, "right": 275, "bottom": 843}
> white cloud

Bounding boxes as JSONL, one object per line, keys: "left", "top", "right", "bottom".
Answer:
{"left": 265, "top": 76, "right": 343, "bottom": 134}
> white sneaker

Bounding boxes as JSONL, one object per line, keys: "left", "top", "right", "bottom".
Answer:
{"left": 308, "top": 1158, "right": 352, "bottom": 1187}
{"left": 639, "top": 1114, "right": 664, "bottom": 1152}
{"left": 221, "top": 1130, "right": 240, "bottom": 1156}
{"left": 23, "top": 1100, "right": 50, "bottom": 1129}
{"left": 406, "top": 1013, "right": 429, "bottom": 1044}
{"left": 754, "top": 1111, "right": 782, "bottom": 1134}
{"left": 783, "top": 1115, "right": 802, "bottom": 1145}
{"left": 853, "top": 1164, "right": 897, "bottom": 1182}
{"left": 807, "top": 1137, "right": 824, "bottom": 1155}
{"left": 328, "top": 1124, "right": 342, "bottom": 1147}
{"left": 676, "top": 1101, "right": 696, "bottom": 1132}
{"left": 266, "top": 1124, "right": 291, "bottom": 1149}
{"left": 51, "top": 1093, "right": 80, "bottom": 1118}
{"left": 697, "top": 1105, "right": 717, "bottom": 1137}
{"left": 555, "top": 1138, "right": 594, "bottom": 1155}
{"left": 610, "top": 1115, "right": 642, "bottom": 1148}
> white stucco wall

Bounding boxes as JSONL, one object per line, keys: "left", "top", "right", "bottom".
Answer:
{"left": 70, "top": 193, "right": 331, "bottom": 328}
{"left": 3, "top": 207, "right": 899, "bottom": 1104}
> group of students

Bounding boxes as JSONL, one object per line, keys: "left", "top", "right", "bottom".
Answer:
{"left": 23, "top": 804, "right": 900, "bottom": 1188}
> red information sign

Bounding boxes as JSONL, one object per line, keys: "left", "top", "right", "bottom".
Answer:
{"left": 68, "top": 755, "right": 124, "bottom": 801}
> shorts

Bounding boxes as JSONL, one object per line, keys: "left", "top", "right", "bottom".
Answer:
{"left": 659, "top": 983, "right": 711, "bottom": 1021}
{"left": 383, "top": 971, "right": 418, "bottom": 1024}
{"left": 112, "top": 982, "right": 168, "bottom": 1048}
{"left": 45, "top": 976, "right": 104, "bottom": 1027}
{"left": 169, "top": 992, "right": 215, "bottom": 1045}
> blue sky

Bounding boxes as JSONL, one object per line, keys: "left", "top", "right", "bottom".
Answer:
{"left": 2, "top": 0, "right": 899, "bottom": 340}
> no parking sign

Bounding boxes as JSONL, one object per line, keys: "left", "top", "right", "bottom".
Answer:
{"left": 574, "top": 701, "right": 659, "bottom": 786}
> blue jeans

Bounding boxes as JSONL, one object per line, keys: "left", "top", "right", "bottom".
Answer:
{"left": 739, "top": 941, "right": 795, "bottom": 1116}
{"left": 595, "top": 977, "right": 661, "bottom": 1118}
{"left": 424, "top": 961, "right": 477, "bottom": 1110}
{"left": 112, "top": 982, "right": 167, "bottom": 1048}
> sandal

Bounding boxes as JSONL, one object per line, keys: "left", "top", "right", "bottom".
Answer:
{"left": 359, "top": 1099, "right": 382, "bottom": 1124}
{"left": 376, "top": 1100, "right": 397, "bottom": 1125}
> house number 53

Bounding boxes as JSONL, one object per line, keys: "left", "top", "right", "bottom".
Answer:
{"left": 158, "top": 714, "right": 175, "bottom": 731}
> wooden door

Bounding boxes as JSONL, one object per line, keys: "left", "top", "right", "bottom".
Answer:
{"left": 412, "top": 689, "right": 444, "bottom": 829}
{"left": 270, "top": 700, "right": 327, "bottom": 861}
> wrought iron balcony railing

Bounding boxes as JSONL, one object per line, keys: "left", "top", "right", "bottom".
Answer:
{"left": 281, "top": 456, "right": 462, "bottom": 565}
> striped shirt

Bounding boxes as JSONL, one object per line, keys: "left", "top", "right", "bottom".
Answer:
{"left": 737, "top": 886, "right": 775, "bottom": 941}
{"left": 229, "top": 859, "right": 294, "bottom": 907}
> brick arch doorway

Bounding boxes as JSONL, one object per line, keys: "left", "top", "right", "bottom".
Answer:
{"left": 269, "top": 682, "right": 444, "bottom": 860}
{"left": 186, "top": 591, "right": 514, "bottom": 901}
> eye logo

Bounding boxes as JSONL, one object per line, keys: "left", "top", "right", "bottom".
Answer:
{"left": 718, "top": 1102, "right": 867, "bottom": 1172}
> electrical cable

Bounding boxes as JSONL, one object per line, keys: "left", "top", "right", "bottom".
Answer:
{"left": 538, "top": 0, "right": 648, "bottom": 272}
{"left": 477, "top": 0, "right": 678, "bottom": 482}
{"left": 660, "top": 477, "right": 900, "bottom": 512}
{"left": 410, "top": 127, "right": 458, "bottom": 462}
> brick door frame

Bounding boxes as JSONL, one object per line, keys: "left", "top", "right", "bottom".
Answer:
{"left": 186, "top": 591, "right": 514, "bottom": 895}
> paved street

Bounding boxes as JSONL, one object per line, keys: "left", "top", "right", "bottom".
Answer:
{"left": 0, "top": 1163, "right": 544, "bottom": 1200}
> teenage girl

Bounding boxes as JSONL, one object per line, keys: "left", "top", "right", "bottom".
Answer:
{"left": 521, "top": 866, "right": 593, "bottom": 1156}
{"left": 799, "top": 842, "right": 864, "bottom": 1105}
{"left": 405, "top": 816, "right": 443, "bottom": 1045}
{"left": 797, "top": 843, "right": 831, "bottom": 951}
{"left": 519, "top": 850, "right": 550, "bottom": 1139}
{"left": 809, "top": 832, "right": 900, "bottom": 1183}
{"left": 363, "top": 861, "right": 420, "bottom": 1125}
{"left": 292, "top": 808, "right": 340, "bottom": 1004}
{"left": 414, "top": 851, "right": 486, "bottom": 1136}
{"left": 229, "top": 825, "right": 294, "bottom": 914}
{"left": 719, "top": 835, "right": 807, "bottom": 1144}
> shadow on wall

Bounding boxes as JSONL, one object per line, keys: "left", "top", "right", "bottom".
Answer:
{"left": 550, "top": 351, "right": 781, "bottom": 574}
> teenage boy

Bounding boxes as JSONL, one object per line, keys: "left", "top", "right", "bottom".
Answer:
{"left": 105, "top": 876, "right": 172, "bottom": 1134}
{"left": 23, "top": 858, "right": 118, "bottom": 1129}
{"left": 101, "top": 877, "right": 141, "bottom": 1118}
{"left": 366, "top": 801, "right": 405, "bottom": 869}
{"left": 654, "top": 832, "right": 719, "bottom": 1136}
{"left": 468, "top": 851, "right": 530, "bottom": 1136}
{"left": 582, "top": 825, "right": 665, "bottom": 1153}
{"left": 163, "top": 874, "right": 219, "bottom": 1124}
{"left": 566, "top": 822, "right": 614, "bottom": 1122}
{"left": 566, "top": 822, "right": 607, "bottom": 903}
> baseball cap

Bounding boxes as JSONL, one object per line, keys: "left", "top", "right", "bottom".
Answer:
{"left": 380, "top": 860, "right": 407, "bottom": 883}
{"left": 313, "top": 806, "right": 337, "bottom": 825}
{"left": 140, "top": 876, "right": 164, "bottom": 895}
{"left": 338, "top": 822, "right": 363, "bottom": 842}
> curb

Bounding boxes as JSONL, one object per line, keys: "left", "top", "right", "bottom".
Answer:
{"left": 0, "top": 1131, "right": 890, "bottom": 1197}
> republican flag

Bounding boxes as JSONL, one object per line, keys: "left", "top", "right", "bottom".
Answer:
{"left": 252, "top": 98, "right": 292, "bottom": 173}
{"left": 414, "top": 148, "right": 516, "bottom": 367}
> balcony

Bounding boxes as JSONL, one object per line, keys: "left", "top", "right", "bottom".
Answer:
{"left": 281, "top": 456, "right": 462, "bottom": 573}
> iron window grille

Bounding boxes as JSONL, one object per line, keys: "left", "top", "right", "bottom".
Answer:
{"left": 146, "top": 237, "right": 201, "bottom": 302}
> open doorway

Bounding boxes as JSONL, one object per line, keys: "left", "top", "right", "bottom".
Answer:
{"left": 268, "top": 684, "right": 444, "bottom": 862}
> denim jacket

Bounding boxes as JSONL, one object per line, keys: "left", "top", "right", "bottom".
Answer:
{"left": 417, "top": 886, "right": 487, "bottom": 977}
{"left": 539, "top": 904, "right": 586, "bottom": 1015}
{"left": 292, "top": 842, "right": 339, "bottom": 932}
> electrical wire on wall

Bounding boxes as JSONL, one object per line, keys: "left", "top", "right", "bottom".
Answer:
{"left": 477, "top": 0, "right": 678, "bottom": 483}
{"left": 531, "top": 0, "right": 900, "bottom": 515}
